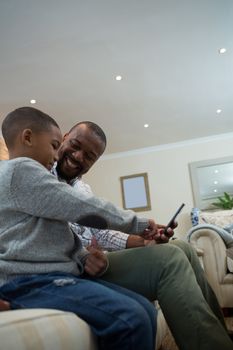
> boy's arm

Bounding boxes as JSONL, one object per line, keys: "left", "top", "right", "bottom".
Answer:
{"left": 12, "top": 159, "right": 150, "bottom": 234}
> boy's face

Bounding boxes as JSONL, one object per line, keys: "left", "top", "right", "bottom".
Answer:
{"left": 31, "top": 125, "right": 62, "bottom": 170}
{"left": 57, "top": 124, "right": 105, "bottom": 181}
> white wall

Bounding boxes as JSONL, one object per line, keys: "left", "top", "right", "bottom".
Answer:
{"left": 84, "top": 133, "right": 233, "bottom": 238}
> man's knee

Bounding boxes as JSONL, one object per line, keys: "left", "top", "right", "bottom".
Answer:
{"left": 146, "top": 244, "right": 189, "bottom": 268}
{"left": 170, "top": 239, "right": 194, "bottom": 259}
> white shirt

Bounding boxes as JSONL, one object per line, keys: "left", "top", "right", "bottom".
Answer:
{"left": 52, "top": 165, "right": 129, "bottom": 251}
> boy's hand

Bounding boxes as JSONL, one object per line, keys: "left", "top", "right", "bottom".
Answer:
{"left": 0, "top": 299, "right": 10, "bottom": 311}
{"left": 84, "top": 237, "right": 108, "bottom": 276}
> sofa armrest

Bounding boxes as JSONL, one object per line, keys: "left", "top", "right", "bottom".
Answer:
{"left": 189, "top": 228, "right": 228, "bottom": 278}
{"left": 194, "top": 247, "right": 204, "bottom": 256}
{"left": 188, "top": 228, "right": 233, "bottom": 307}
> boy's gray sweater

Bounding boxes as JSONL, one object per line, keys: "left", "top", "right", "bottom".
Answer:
{"left": 0, "top": 158, "right": 148, "bottom": 286}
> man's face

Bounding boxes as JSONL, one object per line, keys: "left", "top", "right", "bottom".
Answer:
{"left": 31, "top": 125, "right": 62, "bottom": 171}
{"left": 57, "top": 124, "right": 105, "bottom": 181}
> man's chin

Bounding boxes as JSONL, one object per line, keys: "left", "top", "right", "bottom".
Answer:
{"left": 60, "top": 166, "right": 82, "bottom": 181}
{"left": 57, "top": 159, "right": 83, "bottom": 179}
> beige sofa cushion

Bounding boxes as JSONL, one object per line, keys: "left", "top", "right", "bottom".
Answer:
{"left": 0, "top": 309, "right": 97, "bottom": 350}
{"left": 199, "top": 209, "right": 233, "bottom": 228}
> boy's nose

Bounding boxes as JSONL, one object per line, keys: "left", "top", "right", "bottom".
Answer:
{"left": 54, "top": 151, "right": 59, "bottom": 162}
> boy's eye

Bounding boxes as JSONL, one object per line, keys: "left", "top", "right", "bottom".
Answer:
{"left": 52, "top": 142, "right": 60, "bottom": 150}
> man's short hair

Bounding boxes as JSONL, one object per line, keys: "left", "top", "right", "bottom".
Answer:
{"left": 2, "top": 106, "right": 60, "bottom": 148}
{"left": 68, "top": 121, "right": 107, "bottom": 147}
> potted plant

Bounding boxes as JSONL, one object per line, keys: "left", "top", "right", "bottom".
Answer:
{"left": 212, "top": 192, "right": 233, "bottom": 210}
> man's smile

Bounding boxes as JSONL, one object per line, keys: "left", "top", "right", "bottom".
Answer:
{"left": 65, "top": 155, "right": 82, "bottom": 171}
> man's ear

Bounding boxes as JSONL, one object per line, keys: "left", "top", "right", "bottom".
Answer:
{"left": 21, "top": 129, "right": 33, "bottom": 146}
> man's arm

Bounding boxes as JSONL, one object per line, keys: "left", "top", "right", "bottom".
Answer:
{"left": 70, "top": 223, "right": 129, "bottom": 251}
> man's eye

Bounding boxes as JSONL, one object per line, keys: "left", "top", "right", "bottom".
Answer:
{"left": 86, "top": 154, "right": 95, "bottom": 162}
{"left": 70, "top": 140, "right": 79, "bottom": 147}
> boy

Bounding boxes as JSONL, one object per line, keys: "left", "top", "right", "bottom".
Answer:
{"left": 0, "top": 106, "right": 157, "bottom": 350}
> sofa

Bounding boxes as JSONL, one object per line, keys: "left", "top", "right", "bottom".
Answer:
{"left": 187, "top": 209, "right": 233, "bottom": 309}
{"left": 0, "top": 304, "right": 168, "bottom": 350}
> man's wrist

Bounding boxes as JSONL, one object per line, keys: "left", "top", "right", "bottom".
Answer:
{"left": 126, "top": 235, "right": 145, "bottom": 248}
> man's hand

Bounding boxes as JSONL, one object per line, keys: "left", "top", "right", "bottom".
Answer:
{"left": 84, "top": 238, "right": 108, "bottom": 276}
{"left": 142, "top": 219, "right": 177, "bottom": 244}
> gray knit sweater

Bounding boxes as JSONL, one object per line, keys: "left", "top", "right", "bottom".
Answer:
{"left": 0, "top": 158, "right": 148, "bottom": 286}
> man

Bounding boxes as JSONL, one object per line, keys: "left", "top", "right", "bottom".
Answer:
{"left": 55, "top": 121, "right": 165, "bottom": 249}
{"left": 55, "top": 121, "right": 232, "bottom": 349}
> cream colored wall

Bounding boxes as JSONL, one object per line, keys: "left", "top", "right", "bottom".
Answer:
{"left": 0, "top": 137, "right": 8, "bottom": 160}
{"left": 84, "top": 134, "right": 233, "bottom": 238}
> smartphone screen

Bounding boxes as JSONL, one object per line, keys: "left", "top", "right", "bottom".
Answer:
{"left": 164, "top": 203, "right": 185, "bottom": 235}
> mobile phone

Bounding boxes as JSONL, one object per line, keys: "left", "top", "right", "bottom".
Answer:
{"left": 164, "top": 203, "right": 185, "bottom": 235}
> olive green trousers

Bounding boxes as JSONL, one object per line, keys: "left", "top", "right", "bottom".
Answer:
{"left": 101, "top": 240, "right": 232, "bottom": 350}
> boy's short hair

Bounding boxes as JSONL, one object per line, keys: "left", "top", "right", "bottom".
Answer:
{"left": 2, "top": 107, "right": 60, "bottom": 148}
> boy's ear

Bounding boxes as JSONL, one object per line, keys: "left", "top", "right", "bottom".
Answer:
{"left": 21, "top": 129, "right": 33, "bottom": 146}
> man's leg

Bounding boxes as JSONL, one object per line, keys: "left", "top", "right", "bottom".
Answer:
{"left": 0, "top": 272, "right": 156, "bottom": 350}
{"left": 102, "top": 244, "right": 232, "bottom": 350}
{"left": 170, "top": 239, "right": 226, "bottom": 327}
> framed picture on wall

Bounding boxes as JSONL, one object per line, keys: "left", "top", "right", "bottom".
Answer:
{"left": 120, "top": 172, "right": 151, "bottom": 212}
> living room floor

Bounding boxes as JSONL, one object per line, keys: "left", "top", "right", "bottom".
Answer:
{"left": 160, "top": 316, "right": 233, "bottom": 350}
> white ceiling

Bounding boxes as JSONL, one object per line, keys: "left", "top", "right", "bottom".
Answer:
{"left": 0, "top": 0, "right": 232, "bottom": 154}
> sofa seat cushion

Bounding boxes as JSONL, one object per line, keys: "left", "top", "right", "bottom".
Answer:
{"left": 0, "top": 308, "right": 97, "bottom": 350}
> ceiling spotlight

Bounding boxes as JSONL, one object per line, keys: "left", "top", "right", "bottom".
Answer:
{"left": 214, "top": 169, "right": 219, "bottom": 174}
{"left": 214, "top": 181, "right": 218, "bottom": 185}
{"left": 115, "top": 75, "right": 122, "bottom": 81}
{"left": 218, "top": 48, "right": 227, "bottom": 54}
{"left": 30, "top": 99, "right": 36, "bottom": 104}
{"left": 216, "top": 109, "right": 222, "bottom": 114}
{"left": 144, "top": 124, "right": 149, "bottom": 128}
{"left": 213, "top": 189, "right": 218, "bottom": 193}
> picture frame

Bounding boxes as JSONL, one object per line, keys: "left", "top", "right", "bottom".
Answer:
{"left": 120, "top": 172, "right": 151, "bottom": 212}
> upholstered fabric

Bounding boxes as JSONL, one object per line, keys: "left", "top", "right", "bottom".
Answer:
{"left": 199, "top": 209, "right": 233, "bottom": 228}
{"left": 0, "top": 306, "right": 167, "bottom": 350}
{"left": 0, "top": 309, "right": 97, "bottom": 350}
{"left": 155, "top": 303, "right": 168, "bottom": 349}
{"left": 188, "top": 228, "right": 233, "bottom": 308}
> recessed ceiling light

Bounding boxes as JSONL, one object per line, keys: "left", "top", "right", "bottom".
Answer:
{"left": 214, "top": 180, "right": 218, "bottom": 185}
{"left": 214, "top": 189, "right": 218, "bottom": 193}
{"left": 144, "top": 124, "right": 149, "bottom": 128}
{"left": 218, "top": 48, "right": 227, "bottom": 54}
{"left": 216, "top": 109, "right": 222, "bottom": 114}
{"left": 214, "top": 169, "right": 219, "bottom": 174}
{"left": 115, "top": 75, "right": 122, "bottom": 81}
{"left": 30, "top": 99, "right": 36, "bottom": 104}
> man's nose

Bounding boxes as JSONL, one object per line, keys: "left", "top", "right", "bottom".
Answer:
{"left": 72, "top": 150, "right": 84, "bottom": 162}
